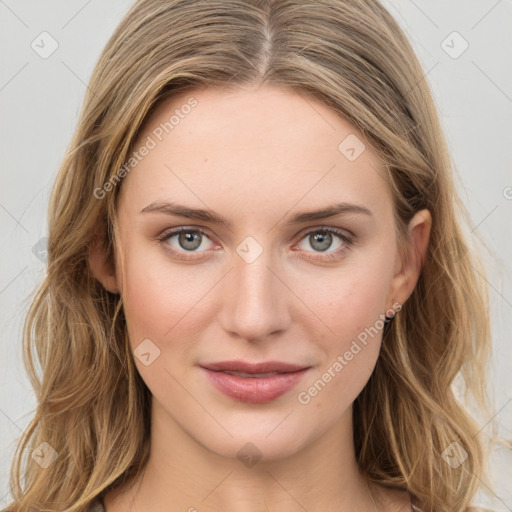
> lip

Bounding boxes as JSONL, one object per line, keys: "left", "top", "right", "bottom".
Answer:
{"left": 200, "top": 360, "right": 311, "bottom": 404}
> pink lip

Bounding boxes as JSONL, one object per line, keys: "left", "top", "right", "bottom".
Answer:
{"left": 200, "top": 360, "right": 310, "bottom": 404}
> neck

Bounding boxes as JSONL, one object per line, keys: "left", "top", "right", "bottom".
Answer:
{"left": 105, "top": 398, "right": 402, "bottom": 512}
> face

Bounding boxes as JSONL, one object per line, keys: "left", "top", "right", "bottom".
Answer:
{"left": 107, "top": 85, "right": 416, "bottom": 461}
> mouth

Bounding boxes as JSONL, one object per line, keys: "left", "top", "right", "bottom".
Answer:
{"left": 215, "top": 370, "right": 287, "bottom": 378}
{"left": 199, "top": 360, "right": 311, "bottom": 404}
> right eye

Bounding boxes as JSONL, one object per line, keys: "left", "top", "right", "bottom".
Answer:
{"left": 158, "top": 227, "right": 220, "bottom": 260}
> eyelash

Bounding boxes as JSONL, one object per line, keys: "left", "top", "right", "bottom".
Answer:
{"left": 157, "top": 226, "right": 355, "bottom": 262}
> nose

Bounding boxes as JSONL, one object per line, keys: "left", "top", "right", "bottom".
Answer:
{"left": 217, "top": 247, "right": 291, "bottom": 343}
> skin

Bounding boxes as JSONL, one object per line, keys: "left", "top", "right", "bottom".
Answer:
{"left": 90, "top": 84, "right": 431, "bottom": 512}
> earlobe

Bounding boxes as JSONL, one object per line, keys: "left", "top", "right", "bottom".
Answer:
{"left": 88, "top": 232, "right": 120, "bottom": 294}
{"left": 388, "top": 209, "right": 432, "bottom": 308}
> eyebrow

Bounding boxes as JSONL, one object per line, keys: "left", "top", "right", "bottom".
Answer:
{"left": 140, "top": 201, "right": 372, "bottom": 228}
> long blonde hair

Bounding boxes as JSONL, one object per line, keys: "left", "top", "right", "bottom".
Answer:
{"left": 6, "top": 1, "right": 492, "bottom": 510}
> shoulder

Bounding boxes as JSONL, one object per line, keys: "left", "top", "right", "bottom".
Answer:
{"left": 412, "top": 506, "right": 496, "bottom": 512}
{"left": 411, "top": 503, "right": 496, "bottom": 512}
{"left": 1, "top": 498, "right": 106, "bottom": 512}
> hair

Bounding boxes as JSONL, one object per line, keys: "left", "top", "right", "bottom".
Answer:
{"left": 6, "top": 0, "right": 494, "bottom": 511}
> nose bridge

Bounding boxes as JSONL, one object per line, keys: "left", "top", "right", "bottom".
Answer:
{"left": 219, "top": 239, "right": 290, "bottom": 341}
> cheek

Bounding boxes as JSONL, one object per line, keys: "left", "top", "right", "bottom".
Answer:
{"left": 119, "top": 245, "right": 216, "bottom": 345}
{"left": 296, "top": 259, "right": 392, "bottom": 343}
{"left": 292, "top": 260, "right": 391, "bottom": 409}
{"left": 119, "top": 249, "right": 217, "bottom": 400}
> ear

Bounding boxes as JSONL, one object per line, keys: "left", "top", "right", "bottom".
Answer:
{"left": 88, "top": 227, "right": 120, "bottom": 294}
{"left": 387, "top": 209, "right": 431, "bottom": 308}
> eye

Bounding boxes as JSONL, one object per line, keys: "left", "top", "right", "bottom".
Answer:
{"left": 158, "top": 227, "right": 218, "bottom": 259}
{"left": 296, "top": 227, "right": 354, "bottom": 260}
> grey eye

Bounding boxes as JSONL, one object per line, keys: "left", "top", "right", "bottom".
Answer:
{"left": 163, "top": 229, "right": 215, "bottom": 253}
{"left": 298, "top": 230, "right": 345, "bottom": 253}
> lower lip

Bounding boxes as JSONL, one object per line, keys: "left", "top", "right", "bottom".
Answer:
{"left": 201, "top": 367, "right": 310, "bottom": 404}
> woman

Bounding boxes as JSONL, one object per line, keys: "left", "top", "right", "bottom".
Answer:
{"left": 5, "top": 0, "right": 493, "bottom": 511}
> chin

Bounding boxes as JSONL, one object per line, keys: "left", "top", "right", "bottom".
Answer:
{"left": 187, "top": 410, "right": 320, "bottom": 465}
{"left": 202, "top": 433, "right": 308, "bottom": 465}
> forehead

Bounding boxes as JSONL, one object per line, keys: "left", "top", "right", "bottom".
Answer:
{"left": 118, "top": 85, "right": 392, "bottom": 221}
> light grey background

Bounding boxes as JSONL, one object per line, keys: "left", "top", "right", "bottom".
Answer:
{"left": 1, "top": 0, "right": 511, "bottom": 509}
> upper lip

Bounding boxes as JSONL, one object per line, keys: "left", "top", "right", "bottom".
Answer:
{"left": 200, "top": 360, "right": 309, "bottom": 374}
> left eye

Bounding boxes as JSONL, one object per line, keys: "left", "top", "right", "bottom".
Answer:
{"left": 297, "top": 228, "right": 350, "bottom": 253}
